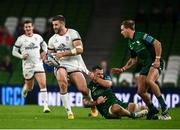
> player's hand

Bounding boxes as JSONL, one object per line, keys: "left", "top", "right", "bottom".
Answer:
{"left": 96, "top": 96, "right": 107, "bottom": 105}
{"left": 22, "top": 53, "right": 29, "bottom": 60}
{"left": 53, "top": 52, "right": 64, "bottom": 60}
{"left": 88, "top": 72, "right": 95, "bottom": 80}
{"left": 44, "top": 59, "right": 53, "bottom": 66}
{"left": 111, "top": 68, "right": 124, "bottom": 74}
{"left": 152, "top": 59, "right": 160, "bottom": 69}
{"left": 40, "top": 51, "right": 47, "bottom": 61}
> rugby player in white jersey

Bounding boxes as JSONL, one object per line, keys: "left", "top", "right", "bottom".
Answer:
{"left": 12, "top": 20, "right": 50, "bottom": 113}
{"left": 47, "top": 15, "right": 97, "bottom": 119}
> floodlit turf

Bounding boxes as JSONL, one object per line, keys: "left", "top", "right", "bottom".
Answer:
{"left": 0, "top": 105, "right": 180, "bottom": 129}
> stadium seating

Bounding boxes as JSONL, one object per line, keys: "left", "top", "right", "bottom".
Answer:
{"left": 4, "top": 16, "right": 19, "bottom": 36}
{"left": 21, "top": 17, "right": 33, "bottom": 22}
{"left": 118, "top": 72, "right": 133, "bottom": 87}
{"left": 110, "top": 0, "right": 180, "bottom": 87}
{"left": 163, "top": 55, "right": 180, "bottom": 87}
{"left": 0, "top": 0, "right": 93, "bottom": 85}
{"left": 34, "top": 17, "right": 47, "bottom": 34}
{"left": 1, "top": 0, "right": 179, "bottom": 87}
{"left": 111, "top": 75, "right": 118, "bottom": 86}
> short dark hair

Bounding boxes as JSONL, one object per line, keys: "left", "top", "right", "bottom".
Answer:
{"left": 52, "top": 15, "right": 65, "bottom": 23}
{"left": 23, "top": 20, "right": 33, "bottom": 25}
{"left": 92, "top": 65, "right": 102, "bottom": 71}
{"left": 121, "top": 20, "right": 135, "bottom": 30}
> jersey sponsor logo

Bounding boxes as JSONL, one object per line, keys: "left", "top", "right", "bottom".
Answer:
{"left": 92, "top": 86, "right": 96, "bottom": 92}
{"left": 66, "top": 36, "right": 70, "bottom": 41}
{"left": 137, "top": 41, "right": 140, "bottom": 45}
{"left": 54, "top": 39, "right": 58, "bottom": 43}
{"left": 25, "top": 42, "right": 38, "bottom": 50}
{"left": 57, "top": 43, "right": 70, "bottom": 51}
{"left": 129, "top": 41, "right": 143, "bottom": 50}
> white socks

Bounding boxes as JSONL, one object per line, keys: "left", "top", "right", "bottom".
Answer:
{"left": 60, "top": 93, "right": 73, "bottom": 115}
{"left": 40, "top": 88, "right": 48, "bottom": 108}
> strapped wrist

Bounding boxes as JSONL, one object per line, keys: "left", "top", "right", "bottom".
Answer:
{"left": 156, "top": 56, "right": 161, "bottom": 59}
{"left": 121, "top": 67, "right": 126, "bottom": 72}
{"left": 71, "top": 48, "right": 77, "bottom": 55}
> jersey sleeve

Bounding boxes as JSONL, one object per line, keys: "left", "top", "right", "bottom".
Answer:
{"left": 104, "top": 75, "right": 112, "bottom": 81}
{"left": 39, "top": 35, "right": 44, "bottom": 45}
{"left": 48, "top": 37, "right": 55, "bottom": 50}
{"left": 39, "top": 35, "right": 47, "bottom": 53}
{"left": 14, "top": 37, "right": 22, "bottom": 48}
{"left": 70, "top": 29, "right": 81, "bottom": 41}
{"left": 142, "top": 33, "right": 155, "bottom": 45}
{"left": 12, "top": 37, "right": 23, "bottom": 59}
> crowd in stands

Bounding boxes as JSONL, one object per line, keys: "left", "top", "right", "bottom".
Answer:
{"left": 135, "top": 2, "right": 180, "bottom": 32}
{"left": 0, "top": 26, "right": 13, "bottom": 74}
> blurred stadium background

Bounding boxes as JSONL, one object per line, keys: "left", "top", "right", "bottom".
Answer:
{"left": 0, "top": 0, "right": 180, "bottom": 128}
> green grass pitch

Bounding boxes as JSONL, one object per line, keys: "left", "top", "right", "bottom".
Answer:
{"left": 0, "top": 105, "right": 180, "bottom": 129}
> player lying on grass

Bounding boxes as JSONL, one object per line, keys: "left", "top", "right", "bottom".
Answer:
{"left": 83, "top": 65, "right": 148, "bottom": 119}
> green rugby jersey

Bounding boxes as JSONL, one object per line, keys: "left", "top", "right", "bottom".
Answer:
{"left": 88, "top": 75, "right": 128, "bottom": 118}
{"left": 128, "top": 32, "right": 156, "bottom": 61}
{"left": 88, "top": 75, "right": 115, "bottom": 100}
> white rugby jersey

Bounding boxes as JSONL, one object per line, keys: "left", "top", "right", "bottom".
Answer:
{"left": 48, "top": 29, "right": 86, "bottom": 69}
{"left": 13, "top": 34, "right": 47, "bottom": 65}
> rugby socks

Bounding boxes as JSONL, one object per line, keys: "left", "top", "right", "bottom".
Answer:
{"left": 40, "top": 88, "right": 48, "bottom": 107}
{"left": 130, "top": 112, "right": 136, "bottom": 119}
{"left": 157, "top": 95, "right": 167, "bottom": 112}
{"left": 60, "top": 93, "right": 73, "bottom": 115}
{"left": 147, "top": 103, "right": 156, "bottom": 111}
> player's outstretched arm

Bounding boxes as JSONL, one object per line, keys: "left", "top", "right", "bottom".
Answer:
{"left": 152, "top": 39, "right": 162, "bottom": 68}
{"left": 111, "top": 57, "right": 137, "bottom": 74}
{"left": 83, "top": 96, "right": 107, "bottom": 107}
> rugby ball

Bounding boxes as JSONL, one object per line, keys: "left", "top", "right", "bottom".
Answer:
{"left": 46, "top": 53, "right": 60, "bottom": 67}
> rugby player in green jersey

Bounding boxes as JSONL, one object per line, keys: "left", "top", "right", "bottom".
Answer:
{"left": 85, "top": 65, "right": 148, "bottom": 119}
{"left": 111, "top": 20, "right": 171, "bottom": 120}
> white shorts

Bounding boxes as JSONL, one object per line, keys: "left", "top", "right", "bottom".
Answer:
{"left": 63, "top": 64, "right": 84, "bottom": 73}
{"left": 23, "top": 62, "right": 44, "bottom": 80}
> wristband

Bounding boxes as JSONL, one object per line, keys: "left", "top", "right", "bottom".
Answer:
{"left": 121, "top": 67, "right": 125, "bottom": 72}
{"left": 71, "top": 48, "right": 77, "bottom": 55}
{"left": 156, "top": 56, "right": 161, "bottom": 59}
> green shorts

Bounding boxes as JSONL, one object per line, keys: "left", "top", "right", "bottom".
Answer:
{"left": 97, "top": 96, "right": 129, "bottom": 119}
{"left": 140, "top": 59, "right": 165, "bottom": 76}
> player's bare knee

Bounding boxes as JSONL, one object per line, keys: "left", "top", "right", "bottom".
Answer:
{"left": 146, "top": 78, "right": 154, "bottom": 86}
{"left": 111, "top": 104, "right": 121, "bottom": 114}
{"left": 25, "top": 84, "right": 33, "bottom": 91}
{"left": 137, "top": 89, "right": 143, "bottom": 96}
{"left": 59, "top": 80, "right": 68, "bottom": 90}
{"left": 38, "top": 82, "right": 46, "bottom": 89}
{"left": 79, "top": 87, "right": 89, "bottom": 96}
{"left": 39, "top": 84, "right": 46, "bottom": 89}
